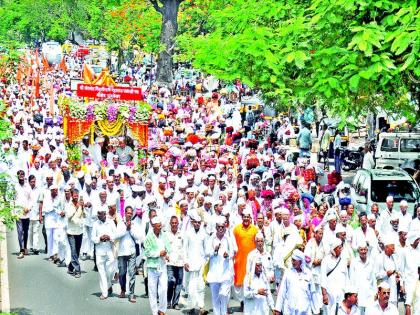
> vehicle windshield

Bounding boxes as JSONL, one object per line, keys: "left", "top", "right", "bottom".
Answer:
{"left": 371, "top": 180, "right": 419, "bottom": 202}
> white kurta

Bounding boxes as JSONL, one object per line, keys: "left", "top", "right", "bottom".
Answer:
{"left": 320, "top": 254, "right": 349, "bottom": 314}
{"left": 275, "top": 268, "right": 314, "bottom": 315}
{"left": 349, "top": 256, "right": 376, "bottom": 308}
{"left": 244, "top": 273, "right": 274, "bottom": 315}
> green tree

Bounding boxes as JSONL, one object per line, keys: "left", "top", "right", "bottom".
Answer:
{"left": 182, "top": 0, "right": 419, "bottom": 122}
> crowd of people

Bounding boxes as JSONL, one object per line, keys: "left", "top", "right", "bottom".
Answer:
{"left": 2, "top": 49, "right": 420, "bottom": 315}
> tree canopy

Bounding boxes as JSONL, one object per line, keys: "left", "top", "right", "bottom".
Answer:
{"left": 0, "top": 0, "right": 418, "bottom": 120}
{"left": 180, "top": 0, "right": 420, "bottom": 121}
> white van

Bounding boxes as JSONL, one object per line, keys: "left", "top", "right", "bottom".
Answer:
{"left": 351, "top": 169, "right": 420, "bottom": 215}
{"left": 42, "top": 41, "right": 63, "bottom": 65}
{"left": 375, "top": 132, "right": 420, "bottom": 169}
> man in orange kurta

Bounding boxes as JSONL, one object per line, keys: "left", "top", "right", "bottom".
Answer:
{"left": 233, "top": 208, "right": 258, "bottom": 308}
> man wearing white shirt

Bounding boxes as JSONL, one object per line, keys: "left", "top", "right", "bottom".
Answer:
{"left": 115, "top": 206, "right": 142, "bottom": 303}
{"left": 28, "top": 175, "right": 41, "bottom": 254}
{"left": 320, "top": 238, "right": 349, "bottom": 315}
{"left": 92, "top": 208, "right": 117, "bottom": 300}
{"left": 166, "top": 215, "right": 184, "bottom": 310}
{"left": 183, "top": 215, "right": 207, "bottom": 314}
{"left": 304, "top": 225, "right": 326, "bottom": 315}
{"left": 377, "top": 196, "right": 396, "bottom": 237}
{"left": 65, "top": 188, "right": 85, "bottom": 278}
{"left": 352, "top": 212, "right": 380, "bottom": 259}
{"left": 349, "top": 242, "right": 376, "bottom": 314}
{"left": 362, "top": 144, "right": 375, "bottom": 169}
{"left": 205, "top": 216, "right": 235, "bottom": 315}
{"left": 366, "top": 282, "right": 399, "bottom": 315}
{"left": 14, "top": 169, "right": 31, "bottom": 259}
{"left": 399, "top": 200, "right": 412, "bottom": 229}
{"left": 375, "top": 236, "right": 400, "bottom": 307}
{"left": 80, "top": 177, "right": 96, "bottom": 261}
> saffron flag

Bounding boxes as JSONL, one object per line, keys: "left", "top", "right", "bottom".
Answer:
{"left": 34, "top": 71, "right": 40, "bottom": 98}
{"left": 59, "top": 58, "right": 67, "bottom": 73}
{"left": 42, "top": 57, "right": 50, "bottom": 73}
{"left": 82, "top": 63, "right": 95, "bottom": 84}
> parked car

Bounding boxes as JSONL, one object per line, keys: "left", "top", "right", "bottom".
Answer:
{"left": 375, "top": 132, "right": 420, "bottom": 169}
{"left": 351, "top": 169, "right": 420, "bottom": 215}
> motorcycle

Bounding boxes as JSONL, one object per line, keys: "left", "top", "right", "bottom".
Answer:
{"left": 341, "top": 146, "right": 364, "bottom": 171}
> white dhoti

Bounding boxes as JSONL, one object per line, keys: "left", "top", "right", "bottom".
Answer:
{"left": 46, "top": 227, "right": 57, "bottom": 257}
{"left": 209, "top": 280, "right": 231, "bottom": 315}
{"left": 28, "top": 220, "right": 40, "bottom": 250}
{"left": 148, "top": 267, "right": 168, "bottom": 315}
{"left": 96, "top": 252, "right": 115, "bottom": 298}
{"left": 81, "top": 225, "right": 94, "bottom": 257}
{"left": 187, "top": 270, "right": 205, "bottom": 309}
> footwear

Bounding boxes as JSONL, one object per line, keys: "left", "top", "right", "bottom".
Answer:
{"left": 93, "top": 266, "right": 98, "bottom": 272}
{"left": 129, "top": 296, "right": 136, "bottom": 303}
{"left": 17, "top": 252, "right": 24, "bottom": 259}
{"left": 81, "top": 253, "right": 87, "bottom": 261}
{"left": 108, "top": 287, "right": 113, "bottom": 295}
{"left": 67, "top": 269, "right": 74, "bottom": 275}
{"left": 173, "top": 304, "right": 180, "bottom": 310}
{"left": 99, "top": 295, "right": 108, "bottom": 300}
{"left": 199, "top": 308, "right": 208, "bottom": 315}
{"left": 55, "top": 259, "right": 63, "bottom": 266}
{"left": 74, "top": 273, "right": 81, "bottom": 278}
{"left": 118, "top": 291, "right": 126, "bottom": 298}
{"left": 33, "top": 250, "right": 39, "bottom": 255}
{"left": 48, "top": 256, "right": 54, "bottom": 261}
{"left": 57, "top": 261, "right": 66, "bottom": 267}
{"left": 30, "top": 248, "right": 34, "bottom": 253}
{"left": 157, "top": 311, "right": 165, "bottom": 315}
{"left": 140, "top": 293, "right": 148, "bottom": 298}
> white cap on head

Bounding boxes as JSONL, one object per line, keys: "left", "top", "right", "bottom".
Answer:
{"left": 291, "top": 249, "right": 305, "bottom": 262}
{"left": 163, "top": 190, "right": 172, "bottom": 198}
{"left": 215, "top": 215, "right": 226, "bottom": 226}
{"left": 189, "top": 211, "right": 201, "bottom": 222}
{"left": 400, "top": 200, "right": 408, "bottom": 207}
{"left": 382, "top": 235, "right": 396, "bottom": 246}
{"left": 242, "top": 207, "right": 252, "bottom": 216}
{"left": 386, "top": 195, "right": 394, "bottom": 202}
{"left": 330, "top": 238, "right": 342, "bottom": 250}
{"left": 367, "top": 213, "right": 376, "bottom": 220}
{"left": 378, "top": 282, "right": 391, "bottom": 290}
{"left": 50, "top": 184, "right": 58, "bottom": 190}
{"left": 335, "top": 224, "right": 346, "bottom": 234}
{"left": 151, "top": 216, "right": 161, "bottom": 225}
{"left": 344, "top": 285, "right": 358, "bottom": 294}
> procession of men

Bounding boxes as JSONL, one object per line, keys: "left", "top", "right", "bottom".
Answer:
{"left": 3, "top": 49, "right": 420, "bottom": 315}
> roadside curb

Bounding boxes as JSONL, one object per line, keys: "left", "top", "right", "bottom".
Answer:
{"left": 0, "top": 223, "right": 10, "bottom": 313}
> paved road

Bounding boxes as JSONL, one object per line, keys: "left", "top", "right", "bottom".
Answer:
{"left": 7, "top": 230, "right": 241, "bottom": 315}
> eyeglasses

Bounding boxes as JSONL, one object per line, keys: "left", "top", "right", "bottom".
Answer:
{"left": 216, "top": 225, "right": 225, "bottom": 229}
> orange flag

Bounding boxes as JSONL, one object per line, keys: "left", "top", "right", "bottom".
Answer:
{"left": 34, "top": 71, "right": 40, "bottom": 98}
{"left": 59, "top": 58, "right": 67, "bottom": 73}
{"left": 49, "top": 82, "right": 54, "bottom": 114}
{"left": 35, "top": 49, "right": 40, "bottom": 69}
{"left": 16, "top": 66, "right": 23, "bottom": 84}
{"left": 42, "top": 57, "right": 50, "bottom": 73}
{"left": 82, "top": 63, "right": 95, "bottom": 83}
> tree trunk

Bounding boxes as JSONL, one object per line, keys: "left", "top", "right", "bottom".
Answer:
{"left": 155, "top": 0, "right": 180, "bottom": 86}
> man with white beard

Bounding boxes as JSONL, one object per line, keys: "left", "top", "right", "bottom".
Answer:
{"left": 183, "top": 214, "right": 208, "bottom": 315}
